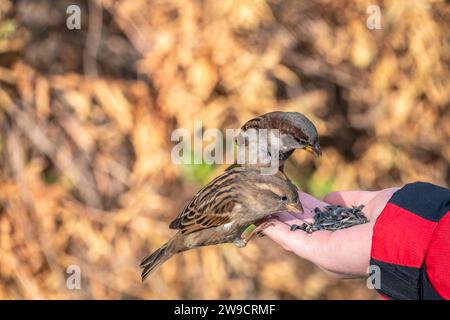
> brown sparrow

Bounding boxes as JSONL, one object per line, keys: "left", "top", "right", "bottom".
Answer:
{"left": 140, "top": 166, "right": 302, "bottom": 280}
{"left": 235, "top": 111, "right": 321, "bottom": 170}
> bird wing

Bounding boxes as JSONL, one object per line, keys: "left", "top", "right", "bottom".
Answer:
{"left": 169, "top": 169, "right": 242, "bottom": 234}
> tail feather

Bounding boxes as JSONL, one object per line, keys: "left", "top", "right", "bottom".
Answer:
{"left": 140, "top": 237, "right": 181, "bottom": 281}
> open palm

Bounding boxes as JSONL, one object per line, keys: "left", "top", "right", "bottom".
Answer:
{"left": 264, "top": 188, "right": 399, "bottom": 277}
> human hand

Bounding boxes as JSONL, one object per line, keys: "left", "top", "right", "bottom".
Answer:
{"left": 264, "top": 188, "right": 399, "bottom": 278}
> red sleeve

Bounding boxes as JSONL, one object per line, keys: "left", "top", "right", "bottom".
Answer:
{"left": 370, "top": 182, "right": 450, "bottom": 300}
{"left": 425, "top": 212, "right": 450, "bottom": 298}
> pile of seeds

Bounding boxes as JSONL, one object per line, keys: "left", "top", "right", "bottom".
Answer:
{"left": 290, "top": 205, "right": 368, "bottom": 233}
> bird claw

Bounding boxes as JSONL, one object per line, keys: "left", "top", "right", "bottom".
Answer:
{"left": 234, "top": 221, "right": 275, "bottom": 248}
{"left": 233, "top": 238, "right": 247, "bottom": 248}
{"left": 240, "top": 220, "right": 274, "bottom": 244}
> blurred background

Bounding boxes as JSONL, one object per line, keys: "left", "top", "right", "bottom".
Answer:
{"left": 0, "top": 0, "right": 449, "bottom": 299}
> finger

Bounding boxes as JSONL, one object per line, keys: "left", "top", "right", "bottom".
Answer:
{"left": 273, "top": 212, "right": 313, "bottom": 225}
{"left": 299, "top": 192, "right": 328, "bottom": 208}
{"left": 263, "top": 219, "right": 332, "bottom": 261}
{"left": 363, "top": 187, "right": 400, "bottom": 219}
{"left": 323, "top": 190, "right": 377, "bottom": 207}
{"left": 298, "top": 192, "right": 328, "bottom": 220}
{"left": 263, "top": 220, "right": 308, "bottom": 252}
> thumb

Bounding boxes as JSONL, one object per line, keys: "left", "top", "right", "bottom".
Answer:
{"left": 323, "top": 190, "right": 377, "bottom": 207}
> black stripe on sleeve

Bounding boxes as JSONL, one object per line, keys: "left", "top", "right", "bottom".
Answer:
{"left": 370, "top": 258, "right": 444, "bottom": 300}
{"left": 420, "top": 265, "right": 444, "bottom": 300}
{"left": 389, "top": 182, "right": 450, "bottom": 222}
{"left": 370, "top": 258, "right": 421, "bottom": 300}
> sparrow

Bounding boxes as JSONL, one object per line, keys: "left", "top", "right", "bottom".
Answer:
{"left": 140, "top": 166, "right": 303, "bottom": 280}
{"left": 234, "top": 111, "right": 321, "bottom": 170}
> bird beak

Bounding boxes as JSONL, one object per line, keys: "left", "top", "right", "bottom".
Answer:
{"left": 286, "top": 202, "right": 304, "bottom": 214}
{"left": 304, "top": 144, "right": 321, "bottom": 157}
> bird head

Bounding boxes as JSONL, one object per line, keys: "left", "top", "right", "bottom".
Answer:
{"left": 280, "top": 131, "right": 321, "bottom": 157}
{"left": 276, "top": 112, "right": 321, "bottom": 157}
{"left": 238, "top": 111, "right": 321, "bottom": 160}
{"left": 243, "top": 170, "right": 303, "bottom": 217}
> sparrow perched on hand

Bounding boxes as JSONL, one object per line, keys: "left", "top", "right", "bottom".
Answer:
{"left": 235, "top": 111, "right": 321, "bottom": 171}
{"left": 140, "top": 166, "right": 302, "bottom": 280}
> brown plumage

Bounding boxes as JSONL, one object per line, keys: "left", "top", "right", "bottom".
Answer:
{"left": 140, "top": 111, "right": 320, "bottom": 280}
{"left": 140, "top": 166, "right": 302, "bottom": 280}
{"left": 236, "top": 111, "right": 321, "bottom": 170}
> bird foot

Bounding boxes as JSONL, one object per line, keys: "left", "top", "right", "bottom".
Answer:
{"left": 240, "top": 220, "right": 275, "bottom": 244}
{"left": 234, "top": 221, "right": 275, "bottom": 248}
{"left": 233, "top": 238, "right": 247, "bottom": 248}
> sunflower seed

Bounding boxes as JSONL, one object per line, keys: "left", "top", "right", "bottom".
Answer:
{"left": 290, "top": 204, "right": 368, "bottom": 233}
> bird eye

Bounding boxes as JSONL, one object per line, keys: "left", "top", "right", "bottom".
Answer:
{"left": 295, "top": 137, "right": 307, "bottom": 145}
{"left": 281, "top": 196, "right": 288, "bottom": 201}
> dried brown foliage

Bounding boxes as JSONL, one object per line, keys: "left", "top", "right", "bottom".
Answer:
{"left": 0, "top": 0, "right": 448, "bottom": 299}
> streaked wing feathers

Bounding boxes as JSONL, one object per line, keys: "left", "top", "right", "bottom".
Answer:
{"left": 169, "top": 169, "right": 242, "bottom": 234}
